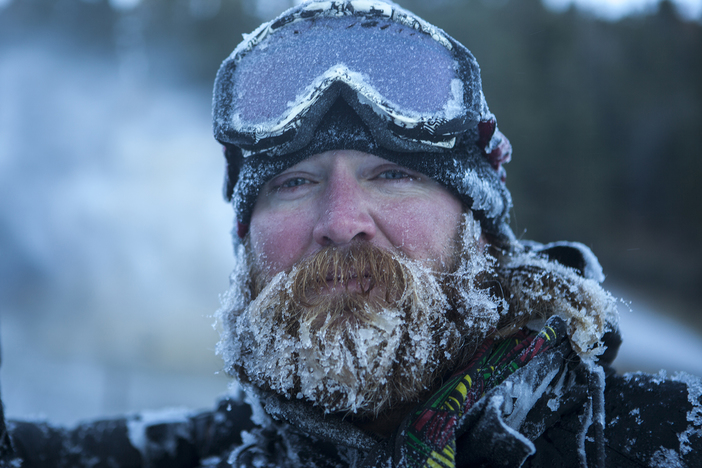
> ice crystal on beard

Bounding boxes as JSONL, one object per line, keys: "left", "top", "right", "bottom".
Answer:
{"left": 217, "top": 212, "right": 505, "bottom": 417}
{"left": 450, "top": 212, "right": 507, "bottom": 341}
{"left": 234, "top": 256, "right": 455, "bottom": 416}
{"left": 215, "top": 241, "right": 252, "bottom": 373}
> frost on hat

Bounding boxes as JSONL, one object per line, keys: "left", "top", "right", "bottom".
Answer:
{"left": 214, "top": 0, "right": 515, "bottom": 242}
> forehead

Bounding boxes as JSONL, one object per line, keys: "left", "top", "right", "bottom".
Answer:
{"left": 282, "top": 149, "right": 394, "bottom": 169}
{"left": 270, "top": 149, "right": 433, "bottom": 180}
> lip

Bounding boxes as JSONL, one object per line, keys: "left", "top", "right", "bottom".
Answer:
{"left": 324, "top": 268, "right": 371, "bottom": 293}
{"left": 324, "top": 266, "right": 365, "bottom": 282}
{"left": 325, "top": 277, "right": 361, "bottom": 292}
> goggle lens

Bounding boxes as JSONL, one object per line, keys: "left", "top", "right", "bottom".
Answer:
{"left": 215, "top": 11, "right": 481, "bottom": 154}
{"left": 233, "top": 16, "right": 460, "bottom": 128}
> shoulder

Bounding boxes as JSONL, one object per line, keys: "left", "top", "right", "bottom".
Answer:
{"left": 120, "top": 396, "right": 255, "bottom": 465}
{"left": 520, "top": 240, "right": 604, "bottom": 282}
{"left": 5, "top": 397, "right": 254, "bottom": 467}
{"left": 603, "top": 371, "right": 702, "bottom": 467}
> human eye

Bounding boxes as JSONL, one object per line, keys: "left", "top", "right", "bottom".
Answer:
{"left": 279, "top": 177, "right": 309, "bottom": 189}
{"left": 376, "top": 168, "right": 416, "bottom": 181}
{"left": 266, "top": 174, "right": 315, "bottom": 199}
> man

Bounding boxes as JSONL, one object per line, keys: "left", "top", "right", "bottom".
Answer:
{"left": 2, "top": 1, "right": 701, "bottom": 467}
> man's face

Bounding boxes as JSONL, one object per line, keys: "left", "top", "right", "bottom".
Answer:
{"left": 248, "top": 150, "right": 464, "bottom": 279}
{"left": 221, "top": 149, "right": 503, "bottom": 417}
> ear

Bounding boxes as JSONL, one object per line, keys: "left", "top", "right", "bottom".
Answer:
{"left": 478, "top": 232, "right": 489, "bottom": 250}
{"left": 237, "top": 222, "right": 250, "bottom": 239}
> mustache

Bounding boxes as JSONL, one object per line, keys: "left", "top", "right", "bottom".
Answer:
{"left": 290, "top": 242, "right": 408, "bottom": 305}
{"left": 247, "top": 242, "right": 424, "bottom": 336}
{"left": 250, "top": 242, "right": 414, "bottom": 305}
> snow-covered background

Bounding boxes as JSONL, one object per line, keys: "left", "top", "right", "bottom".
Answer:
{"left": 0, "top": 41, "right": 235, "bottom": 423}
{"left": 1, "top": 0, "right": 701, "bottom": 426}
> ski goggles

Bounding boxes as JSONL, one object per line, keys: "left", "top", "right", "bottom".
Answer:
{"left": 213, "top": 0, "right": 496, "bottom": 158}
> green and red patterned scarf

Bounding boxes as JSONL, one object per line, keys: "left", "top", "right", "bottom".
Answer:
{"left": 400, "top": 319, "right": 566, "bottom": 468}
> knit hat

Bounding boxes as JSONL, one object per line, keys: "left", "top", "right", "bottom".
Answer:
{"left": 213, "top": 0, "right": 514, "bottom": 241}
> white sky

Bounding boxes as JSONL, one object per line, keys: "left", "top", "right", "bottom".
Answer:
{"left": 256, "top": 0, "right": 702, "bottom": 21}
{"left": 543, "top": 0, "right": 702, "bottom": 19}
{"left": 0, "top": 0, "right": 700, "bottom": 19}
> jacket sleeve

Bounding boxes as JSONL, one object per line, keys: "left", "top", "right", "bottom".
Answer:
{"left": 3, "top": 397, "right": 254, "bottom": 468}
{"left": 602, "top": 371, "right": 702, "bottom": 467}
{"left": 526, "top": 369, "right": 702, "bottom": 468}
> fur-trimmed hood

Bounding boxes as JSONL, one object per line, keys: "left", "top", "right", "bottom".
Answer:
{"left": 494, "top": 240, "right": 619, "bottom": 358}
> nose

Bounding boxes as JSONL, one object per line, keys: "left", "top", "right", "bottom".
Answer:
{"left": 312, "top": 171, "right": 376, "bottom": 246}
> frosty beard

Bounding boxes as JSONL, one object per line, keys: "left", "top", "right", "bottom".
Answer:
{"left": 218, "top": 213, "right": 506, "bottom": 417}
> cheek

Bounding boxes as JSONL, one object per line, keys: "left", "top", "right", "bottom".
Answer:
{"left": 380, "top": 195, "right": 463, "bottom": 263}
{"left": 249, "top": 210, "right": 313, "bottom": 274}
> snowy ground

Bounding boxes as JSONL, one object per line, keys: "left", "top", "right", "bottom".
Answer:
{"left": 1, "top": 312, "right": 231, "bottom": 425}
{"left": 612, "top": 287, "right": 702, "bottom": 376}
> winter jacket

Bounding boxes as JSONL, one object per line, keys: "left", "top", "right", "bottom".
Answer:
{"left": 222, "top": 320, "right": 702, "bottom": 468}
